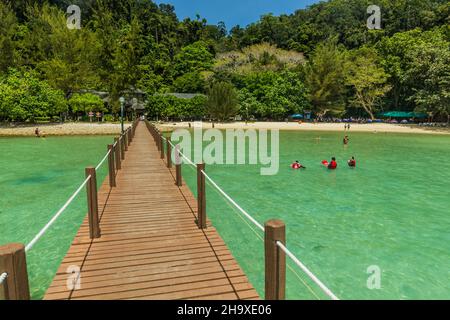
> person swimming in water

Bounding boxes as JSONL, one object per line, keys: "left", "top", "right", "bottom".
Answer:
{"left": 343, "top": 135, "right": 349, "bottom": 145}
{"left": 348, "top": 156, "right": 356, "bottom": 167}
{"left": 291, "top": 161, "right": 306, "bottom": 169}
{"left": 328, "top": 157, "right": 337, "bottom": 170}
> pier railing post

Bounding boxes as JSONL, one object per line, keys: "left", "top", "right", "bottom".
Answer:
{"left": 197, "top": 163, "right": 206, "bottom": 229}
{"left": 124, "top": 131, "right": 128, "bottom": 151}
{"left": 264, "top": 219, "right": 286, "bottom": 300}
{"left": 166, "top": 137, "right": 172, "bottom": 168}
{"left": 128, "top": 128, "right": 132, "bottom": 145}
{"left": 120, "top": 136, "right": 125, "bottom": 160}
{"left": 114, "top": 137, "right": 121, "bottom": 170}
{"left": 175, "top": 145, "right": 182, "bottom": 187}
{"left": 160, "top": 136, "right": 165, "bottom": 159}
{"left": 0, "top": 243, "right": 30, "bottom": 300}
{"left": 107, "top": 144, "right": 116, "bottom": 188}
{"left": 85, "top": 167, "right": 101, "bottom": 239}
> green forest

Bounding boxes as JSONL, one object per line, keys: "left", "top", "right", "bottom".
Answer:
{"left": 0, "top": 0, "right": 449, "bottom": 122}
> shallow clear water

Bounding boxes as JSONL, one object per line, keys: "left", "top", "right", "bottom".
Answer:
{"left": 179, "top": 130, "right": 450, "bottom": 300}
{"left": 0, "top": 136, "right": 113, "bottom": 299}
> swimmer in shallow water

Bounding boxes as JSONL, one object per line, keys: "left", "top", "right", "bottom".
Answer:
{"left": 328, "top": 157, "right": 337, "bottom": 169}
{"left": 348, "top": 156, "right": 356, "bottom": 167}
{"left": 291, "top": 161, "right": 306, "bottom": 169}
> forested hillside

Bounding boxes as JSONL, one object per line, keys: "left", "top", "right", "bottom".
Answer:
{"left": 0, "top": 0, "right": 448, "bottom": 122}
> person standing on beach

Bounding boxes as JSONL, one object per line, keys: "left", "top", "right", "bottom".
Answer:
{"left": 35, "top": 128, "right": 40, "bottom": 137}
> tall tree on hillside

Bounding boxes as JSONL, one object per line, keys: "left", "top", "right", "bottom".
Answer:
{"left": 207, "top": 82, "right": 239, "bottom": 121}
{"left": 0, "top": 2, "right": 18, "bottom": 72}
{"left": 407, "top": 43, "right": 450, "bottom": 122}
{"left": 304, "top": 41, "right": 347, "bottom": 117}
{"left": 345, "top": 47, "right": 391, "bottom": 119}
{"left": 23, "top": 3, "right": 100, "bottom": 98}
{"left": 110, "top": 17, "right": 145, "bottom": 111}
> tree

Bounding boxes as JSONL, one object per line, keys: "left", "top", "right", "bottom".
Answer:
{"left": 345, "top": 47, "right": 391, "bottom": 119}
{"left": 207, "top": 82, "right": 239, "bottom": 121}
{"left": 239, "top": 71, "right": 309, "bottom": 119}
{"left": 146, "top": 94, "right": 206, "bottom": 120}
{"left": 22, "top": 3, "right": 100, "bottom": 98}
{"left": 215, "top": 43, "right": 304, "bottom": 75}
{"left": 172, "top": 71, "right": 206, "bottom": 93}
{"left": 304, "top": 41, "right": 347, "bottom": 117}
{"left": 68, "top": 93, "right": 106, "bottom": 114}
{"left": 173, "top": 41, "right": 214, "bottom": 77}
{"left": 407, "top": 43, "right": 450, "bottom": 122}
{"left": 0, "top": 2, "right": 18, "bottom": 72}
{"left": 0, "top": 69, "right": 67, "bottom": 121}
{"left": 109, "top": 17, "right": 145, "bottom": 112}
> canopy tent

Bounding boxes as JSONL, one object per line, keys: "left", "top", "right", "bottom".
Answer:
{"left": 380, "top": 111, "right": 428, "bottom": 119}
{"left": 290, "top": 114, "right": 304, "bottom": 119}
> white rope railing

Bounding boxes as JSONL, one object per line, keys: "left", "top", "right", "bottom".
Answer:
{"left": 201, "top": 170, "right": 265, "bottom": 232}
{"left": 167, "top": 140, "right": 196, "bottom": 167}
{"left": 25, "top": 175, "right": 91, "bottom": 252}
{"left": 24, "top": 146, "right": 112, "bottom": 252}
{"left": 95, "top": 149, "right": 111, "bottom": 171}
{"left": 276, "top": 241, "right": 339, "bottom": 300}
{"left": 0, "top": 272, "right": 7, "bottom": 285}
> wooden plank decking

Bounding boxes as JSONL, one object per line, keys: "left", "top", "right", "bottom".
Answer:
{"left": 44, "top": 122, "right": 259, "bottom": 300}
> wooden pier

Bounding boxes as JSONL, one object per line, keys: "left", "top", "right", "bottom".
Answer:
{"left": 43, "top": 122, "right": 259, "bottom": 300}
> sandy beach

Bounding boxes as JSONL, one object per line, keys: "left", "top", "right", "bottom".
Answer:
{"left": 158, "top": 121, "right": 450, "bottom": 135}
{"left": 1, "top": 121, "right": 448, "bottom": 136}
{"left": 0, "top": 122, "right": 132, "bottom": 137}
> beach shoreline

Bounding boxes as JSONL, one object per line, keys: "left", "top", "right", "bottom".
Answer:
{"left": 158, "top": 121, "right": 450, "bottom": 135}
{"left": 0, "top": 122, "right": 131, "bottom": 137}
{"left": 1, "top": 121, "right": 449, "bottom": 136}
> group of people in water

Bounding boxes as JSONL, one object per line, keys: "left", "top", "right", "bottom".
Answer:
{"left": 291, "top": 156, "right": 356, "bottom": 170}
{"left": 291, "top": 134, "right": 356, "bottom": 170}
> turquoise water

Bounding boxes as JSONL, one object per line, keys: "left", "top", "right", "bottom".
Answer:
{"left": 0, "top": 136, "right": 113, "bottom": 299}
{"left": 178, "top": 131, "right": 450, "bottom": 300}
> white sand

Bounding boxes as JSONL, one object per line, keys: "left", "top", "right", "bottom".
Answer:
{"left": 1, "top": 121, "right": 448, "bottom": 136}
{"left": 0, "top": 122, "right": 131, "bottom": 137}
{"left": 159, "top": 121, "right": 450, "bottom": 135}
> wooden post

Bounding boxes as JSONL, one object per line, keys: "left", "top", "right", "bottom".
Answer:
{"left": 114, "top": 138, "right": 121, "bottom": 170}
{"left": 85, "top": 167, "right": 101, "bottom": 239}
{"left": 107, "top": 144, "right": 116, "bottom": 188}
{"left": 120, "top": 136, "right": 125, "bottom": 160}
{"left": 264, "top": 220, "right": 286, "bottom": 300}
{"left": 124, "top": 131, "right": 128, "bottom": 151}
{"left": 175, "top": 146, "right": 182, "bottom": 187}
{"left": 160, "top": 136, "right": 165, "bottom": 159}
{"left": 0, "top": 243, "right": 30, "bottom": 300}
{"left": 197, "top": 163, "right": 206, "bottom": 229}
{"left": 128, "top": 128, "right": 132, "bottom": 144}
{"left": 157, "top": 132, "right": 161, "bottom": 151}
{"left": 166, "top": 137, "right": 172, "bottom": 168}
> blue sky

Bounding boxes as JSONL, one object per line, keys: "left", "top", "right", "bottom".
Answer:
{"left": 154, "top": 0, "right": 319, "bottom": 29}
